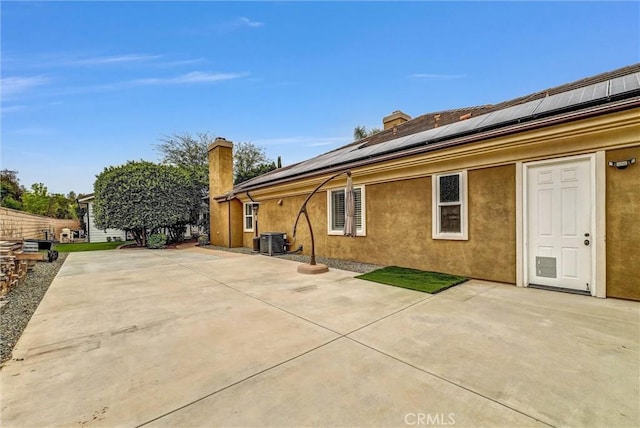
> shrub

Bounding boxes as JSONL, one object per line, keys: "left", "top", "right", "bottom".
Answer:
{"left": 197, "top": 235, "right": 209, "bottom": 246}
{"left": 106, "top": 236, "right": 112, "bottom": 242}
{"left": 147, "top": 233, "right": 167, "bottom": 249}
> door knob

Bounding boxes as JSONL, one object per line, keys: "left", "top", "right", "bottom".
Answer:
{"left": 584, "top": 239, "right": 590, "bottom": 246}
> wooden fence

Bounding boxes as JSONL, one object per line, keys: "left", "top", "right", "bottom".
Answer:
{"left": 0, "top": 207, "right": 80, "bottom": 240}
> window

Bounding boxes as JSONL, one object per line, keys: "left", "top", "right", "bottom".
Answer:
{"left": 327, "top": 186, "right": 365, "bottom": 236}
{"left": 432, "top": 171, "right": 468, "bottom": 240}
{"left": 243, "top": 203, "right": 254, "bottom": 232}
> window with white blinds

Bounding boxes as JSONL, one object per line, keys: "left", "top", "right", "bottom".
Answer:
{"left": 327, "top": 186, "right": 365, "bottom": 235}
{"left": 243, "top": 203, "right": 254, "bottom": 232}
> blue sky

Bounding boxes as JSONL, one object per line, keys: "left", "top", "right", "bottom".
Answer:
{"left": 2, "top": 1, "right": 638, "bottom": 195}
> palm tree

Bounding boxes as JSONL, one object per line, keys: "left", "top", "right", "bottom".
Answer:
{"left": 353, "top": 125, "right": 381, "bottom": 141}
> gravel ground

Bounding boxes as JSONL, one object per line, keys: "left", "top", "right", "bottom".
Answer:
{"left": 0, "top": 253, "right": 68, "bottom": 365}
{"left": 208, "top": 245, "right": 383, "bottom": 274}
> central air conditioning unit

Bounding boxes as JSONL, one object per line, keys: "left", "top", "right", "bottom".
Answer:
{"left": 259, "top": 232, "right": 287, "bottom": 256}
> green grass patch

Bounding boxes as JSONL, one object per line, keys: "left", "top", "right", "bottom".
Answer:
{"left": 54, "top": 241, "right": 134, "bottom": 252}
{"left": 355, "top": 266, "right": 467, "bottom": 294}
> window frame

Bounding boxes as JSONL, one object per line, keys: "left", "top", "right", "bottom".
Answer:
{"left": 243, "top": 202, "right": 254, "bottom": 232}
{"left": 327, "top": 185, "right": 366, "bottom": 236}
{"left": 432, "top": 170, "right": 468, "bottom": 240}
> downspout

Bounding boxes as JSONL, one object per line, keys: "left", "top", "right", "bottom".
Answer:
{"left": 228, "top": 200, "right": 232, "bottom": 248}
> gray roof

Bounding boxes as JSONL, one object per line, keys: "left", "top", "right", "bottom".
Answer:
{"left": 228, "top": 66, "right": 640, "bottom": 197}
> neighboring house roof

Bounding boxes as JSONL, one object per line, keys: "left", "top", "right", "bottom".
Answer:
{"left": 77, "top": 194, "right": 95, "bottom": 203}
{"left": 225, "top": 64, "right": 640, "bottom": 198}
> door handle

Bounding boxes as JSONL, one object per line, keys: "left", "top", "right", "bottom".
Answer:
{"left": 584, "top": 239, "right": 590, "bottom": 246}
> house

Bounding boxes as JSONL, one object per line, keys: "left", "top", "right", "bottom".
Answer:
{"left": 77, "top": 194, "right": 127, "bottom": 243}
{"left": 208, "top": 64, "right": 640, "bottom": 301}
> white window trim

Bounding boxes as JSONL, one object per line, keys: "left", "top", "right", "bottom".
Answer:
{"left": 243, "top": 203, "right": 254, "bottom": 232}
{"left": 432, "top": 170, "right": 468, "bottom": 240}
{"left": 327, "top": 185, "right": 366, "bottom": 236}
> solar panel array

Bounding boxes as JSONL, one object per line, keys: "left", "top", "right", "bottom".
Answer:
{"left": 236, "top": 71, "right": 640, "bottom": 191}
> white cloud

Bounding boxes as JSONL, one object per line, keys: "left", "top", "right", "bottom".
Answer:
{"left": 6, "top": 52, "right": 200, "bottom": 70}
{"left": 59, "top": 54, "right": 161, "bottom": 66}
{"left": 154, "top": 58, "right": 206, "bottom": 68}
{"left": 130, "top": 71, "right": 247, "bottom": 86}
{"left": 22, "top": 71, "right": 246, "bottom": 97}
{"left": 410, "top": 73, "right": 466, "bottom": 80}
{"left": 0, "top": 104, "right": 28, "bottom": 114}
{"left": 199, "top": 17, "right": 265, "bottom": 34}
{"left": 239, "top": 17, "right": 264, "bottom": 28}
{"left": 1, "top": 75, "right": 50, "bottom": 97}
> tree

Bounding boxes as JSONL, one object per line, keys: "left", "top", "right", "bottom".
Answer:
{"left": 49, "top": 193, "right": 77, "bottom": 219}
{"left": 155, "top": 132, "right": 277, "bottom": 186}
{"left": 1, "top": 169, "right": 24, "bottom": 210}
{"left": 1, "top": 170, "right": 78, "bottom": 218}
{"left": 155, "top": 132, "right": 214, "bottom": 231}
{"left": 22, "top": 183, "right": 51, "bottom": 216}
{"left": 93, "top": 161, "right": 201, "bottom": 247}
{"left": 155, "top": 132, "right": 210, "bottom": 184}
{"left": 353, "top": 125, "right": 381, "bottom": 141}
{"left": 234, "top": 142, "right": 276, "bottom": 184}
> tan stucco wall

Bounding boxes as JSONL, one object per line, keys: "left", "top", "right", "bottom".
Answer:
{"left": 241, "top": 194, "right": 322, "bottom": 253}
{"left": 242, "top": 165, "right": 516, "bottom": 283}
{"left": 215, "top": 108, "right": 639, "bottom": 296}
{"left": 606, "top": 146, "right": 640, "bottom": 300}
{"left": 229, "top": 199, "right": 244, "bottom": 247}
{"left": 428, "top": 165, "right": 516, "bottom": 282}
{"left": 208, "top": 139, "right": 235, "bottom": 247}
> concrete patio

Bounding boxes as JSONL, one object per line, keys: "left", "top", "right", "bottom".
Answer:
{"left": 0, "top": 247, "right": 638, "bottom": 427}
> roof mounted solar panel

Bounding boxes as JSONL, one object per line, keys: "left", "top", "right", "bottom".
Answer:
{"left": 351, "top": 134, "right": 416, "bottom": 159}
{"left": 234, "top": 69, "right": 640, "bottom": 193}
{"left": 348, "top": 143, "right": 384, "bottom": 158}
{"left": 381, "top": 114, "right": 487, "bottom": 154}
{"left": 534, "top": 81, "right": 609, "bottom": 116}
{"left": 609, "top": 72, "right": 640, "bottom": 96}
{"left": 478, "top": 98, "right": 544, "bottom": 129}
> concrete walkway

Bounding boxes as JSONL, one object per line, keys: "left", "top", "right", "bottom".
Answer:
{"left": 1, "top": 248, "right": 638, "bottom": 427}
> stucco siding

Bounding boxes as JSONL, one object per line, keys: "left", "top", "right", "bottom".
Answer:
{"left": 218, "top": 107, "right": 639, "bottom": 300}
{"left": 606, "top": 146, "right": 640, "bottom": 300}
{"left": 243, "top": 193, "right": 321, "bottom": 251}
{"left": 243, "top": 165, "right": 516, "bottom": 284}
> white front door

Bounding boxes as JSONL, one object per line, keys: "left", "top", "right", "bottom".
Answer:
{"left": 526, "top": 157, "right": 592, "bottom": 291}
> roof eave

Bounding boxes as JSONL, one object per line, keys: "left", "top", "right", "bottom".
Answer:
{"left": 218, "top": 97, "right": 639, "bottom": 198}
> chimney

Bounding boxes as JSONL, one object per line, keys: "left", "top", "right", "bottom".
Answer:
{"left": 382, "top": 110, "right": 411, "bottom": 130}
{"left": 208, "top": 137, "right": 234, "bottom": 247}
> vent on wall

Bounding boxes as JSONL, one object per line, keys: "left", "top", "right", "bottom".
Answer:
{"left": 259, "top": 232, "right": 286, "bottom": 256}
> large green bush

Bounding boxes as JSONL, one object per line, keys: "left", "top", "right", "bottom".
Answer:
{"left": 93, "top": 161, "right": 201, "bottom": 247}
{"left": 147, "top": 233, "right": 167, "bottom": 249}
